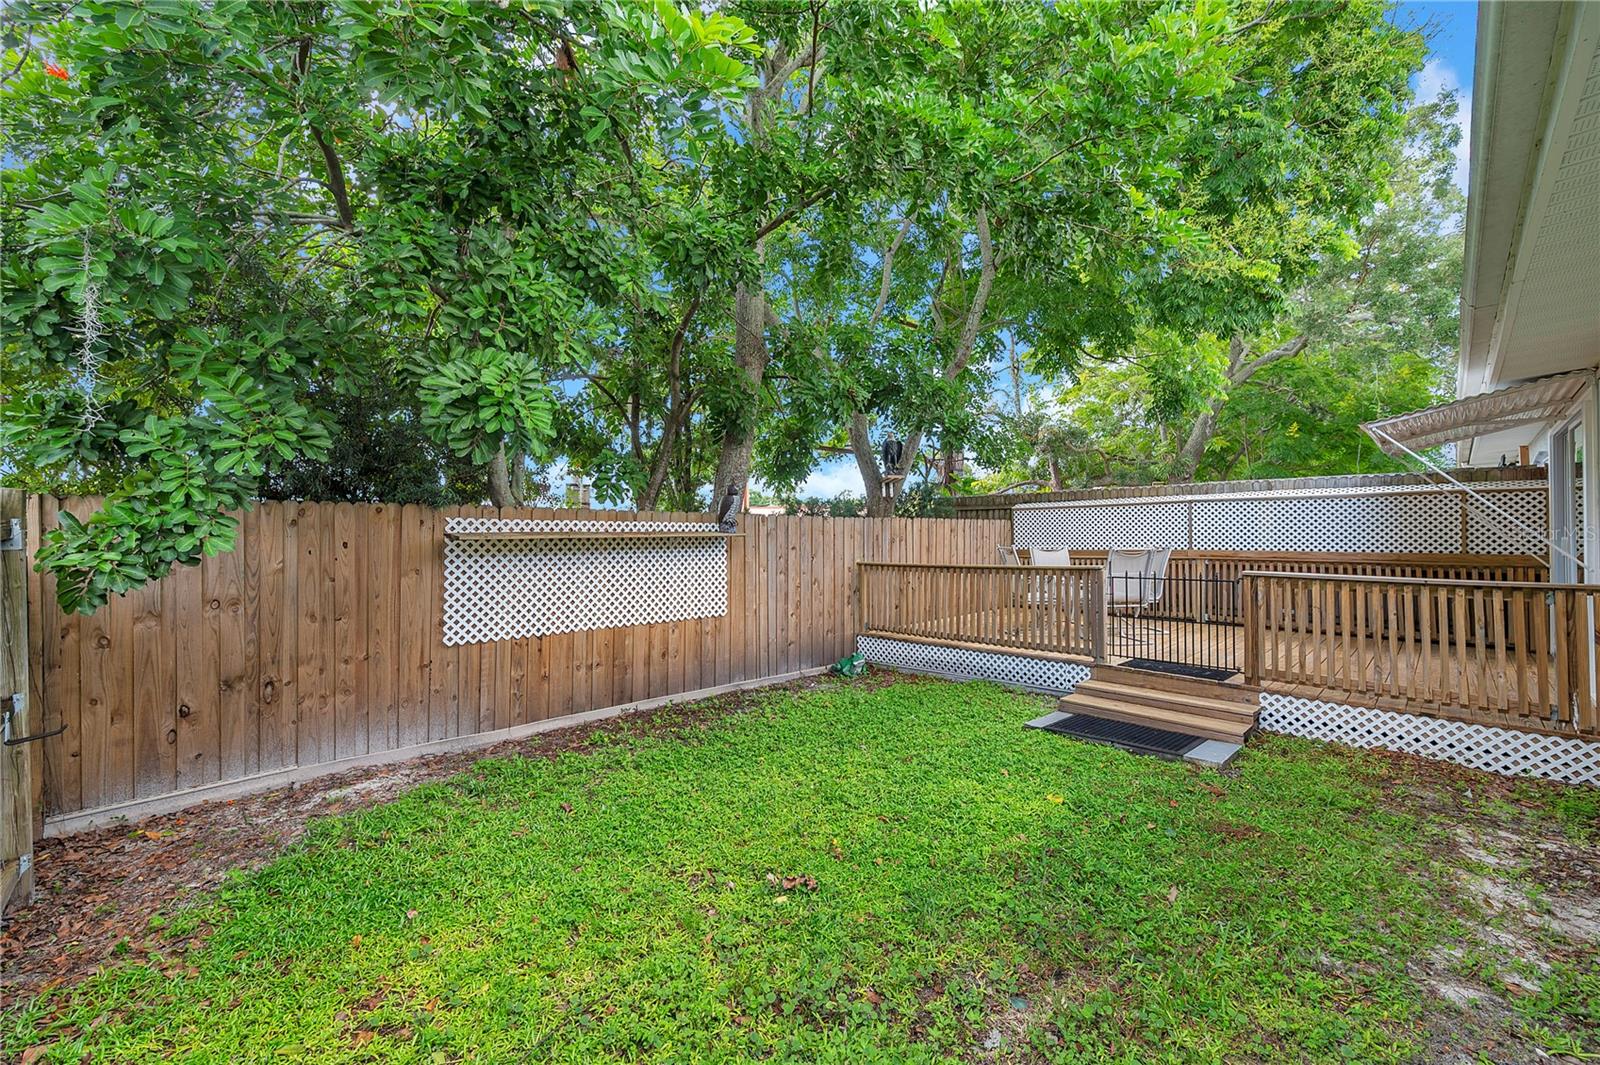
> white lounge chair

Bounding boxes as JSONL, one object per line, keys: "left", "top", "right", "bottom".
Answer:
{"left": 1107, "top": 549, "right": 1171, "bottom": 643}
{"left": 1029, "top": 548, "right": 1072, "bottom": 566}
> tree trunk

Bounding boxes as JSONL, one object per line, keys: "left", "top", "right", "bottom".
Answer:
{"left": 710, "top": 275, "right": 768, "bottom": 509}
{"left": 1170, "top": 400, "right": 1223, "bottom": 482}
{"left": 487, "top": 443, "right": 524, "bottom": 508}
{"left": 847, "top": 413, "right": 894, "bottom": 517}
{"left": 1168, "top": 333, "right": 1308, "bottom": 482}
{"left": 636, "top": 288, "right": 703, "bottom": 511}
{"left": 846, "top": 209, "right": 996, "bottom": 518}
{"left": 635, "top": 415, "right": 681, "bottom": 511}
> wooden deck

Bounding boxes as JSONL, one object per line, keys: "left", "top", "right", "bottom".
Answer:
{"left": 866, "top": 610, "right": 1581, "bottom": 734}
{"left": 857, "top": 562, "right": 1599, "bottom": 739}
{"left": 1108, "top": 618, "right": 1551, "bottom": 721}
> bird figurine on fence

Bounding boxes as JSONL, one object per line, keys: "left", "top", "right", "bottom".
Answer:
{"left": 717, "top": 480, "right": 742, "bottom": 532}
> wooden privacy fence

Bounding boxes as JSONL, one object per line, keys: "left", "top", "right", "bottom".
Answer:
{"left": 22, "top": 497, "right": 1008, "bottom": 820}
{"left": 1243, "top": 573, "right": 1599, "bottom": 737}
{"left": 857, "top": 562, "right": 1105, "bottom": 660}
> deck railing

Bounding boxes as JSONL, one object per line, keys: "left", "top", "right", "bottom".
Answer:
{"left": 856, "top": 558, "right": 1597, "bottom": 740}
{"left": 1243, "top": 573, "right": 1599, "bottom": 736}
{"left": 857, "top": 562, "right": 1105, "bottom": 659}
{"left": 1053, "top": 552, "right": 1545, "bottom": 624}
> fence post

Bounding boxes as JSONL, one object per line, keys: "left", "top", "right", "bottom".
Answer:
{"left": 1, "top": 488, "right": 35, "bottom": 913}
{"left": 1087, "top": 572, "right": 1107, "bottom": 663}
{"left": 1242, "top": 574, "right": 1261, "bottom": 685}
{"left": 855, "top": 562, "right": 867, "bottom": 638}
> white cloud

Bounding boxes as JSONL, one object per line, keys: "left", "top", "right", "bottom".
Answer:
{"left": 787, "top": 457, "right": 865, "bottom": 499}
{"left": 1415, "top": 57, "right": 1472, "bottom": 192}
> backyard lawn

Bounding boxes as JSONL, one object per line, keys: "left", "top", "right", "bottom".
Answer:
{"left": 4, "top": 675, "right": 1597, "bottom": 1064}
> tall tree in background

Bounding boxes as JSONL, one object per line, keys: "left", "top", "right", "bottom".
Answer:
{"left": 980, "top": 93, "right": 1463, "bottom": 489}
{"left": 1168, "top": 94, "right": 1464, "bottom": 480}
{"left": 756, "top": 0, "right": 1422, "bottom": 515}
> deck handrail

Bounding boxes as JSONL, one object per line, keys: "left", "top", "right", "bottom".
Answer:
{"left": 1242, "top": 571, "right": 1596, "bottom": 592}
{"left": 856, "top": 561, "right": 1105, "bottom": 571}
{"left": 1241, "top": 572, "right": 1598, "bottom": 738}
{"left": 856, "top": 560, "right": 1105, "bottom": 660}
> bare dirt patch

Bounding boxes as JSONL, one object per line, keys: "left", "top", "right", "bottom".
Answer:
{"left": 1, "top": 672, "right": 911, "bottom": 1001}
{"left": 1354, "top": 749, "right": 1599, "bottom": 1064}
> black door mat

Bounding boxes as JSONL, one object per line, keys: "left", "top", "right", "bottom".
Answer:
{"left": 1040, "top": 713, "right": 1205, "bottom": 759}
{"left": 1120, "top": 658, "right": 1238, "bottom": 682}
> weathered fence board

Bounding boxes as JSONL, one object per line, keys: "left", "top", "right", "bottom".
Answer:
{"left": 24, "top": 499, "right": 1007, "bottom": 818}
{"left": 2, "top": 488, "right": 36, "bottom": 911}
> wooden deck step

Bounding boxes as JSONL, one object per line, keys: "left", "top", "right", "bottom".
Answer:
{"left": 1072, "top": 679, "right": 1258, "bottom": 721}
{"left": 1091, "top": 663, "right": 1259, "bottom": 703}
{"left": 1055, "top": 692, "right": 1254, "bottom": 744}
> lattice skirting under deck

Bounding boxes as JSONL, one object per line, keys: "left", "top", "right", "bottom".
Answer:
{"left": 1258, "top": 693, "right": 1600, "bottom": 787}
{"left": 856, "top": 636, "right": 1090, "bottom": 693}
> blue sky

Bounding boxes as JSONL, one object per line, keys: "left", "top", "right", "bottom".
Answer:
{"left": 1395, "top": 1, "right": 1477, "bottom": 90}
{"left": 784, "top": 3, "right": 1481, "bottom": 503}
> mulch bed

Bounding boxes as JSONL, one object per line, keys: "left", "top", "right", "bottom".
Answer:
{"left": 1, "top": 672, "right": 901, "bottom": 1003}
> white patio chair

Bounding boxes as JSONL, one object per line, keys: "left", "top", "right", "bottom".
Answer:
{"left": 1106, "top": 549, "right": 1171, "bottom": 644}
{"left": 997, "top": 545, "right": 1022, "bottom": 565}
{"left": 1025, "top": 548, "right": 1074, "bottom": 634}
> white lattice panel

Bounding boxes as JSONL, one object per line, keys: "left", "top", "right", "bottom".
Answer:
{"left": 1014, "top": 502, "right": 1188, "bottom": 552}
{"left": 442, "top": 518, "right": 727, "bottom": 645}
{"left": 1258, "top": 693, "right": 1600, "bottom": 787}
{"left": 1192, "top": 498, "right": 1270, "bottom": 551}
{"left": 857, "top": 636, "right": 1090, "bottom": 693}
{"left": 1022, "top": 482, "right": 1554, "bottom": 555}
{"left": 1466, "top": 488, "right": 1551, "bottom": 554}
{"left": 1265, "top": 492, "right": 1462, "bottom": 552}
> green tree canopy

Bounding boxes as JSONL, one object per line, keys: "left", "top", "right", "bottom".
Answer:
{"left": 2, "top": 0, "right": 759, "bottom": 611}
{"left": 976, "top": 93, "right": 1463, "bottom": 490}
{"left": 752, "top": 0, "right": 1424, "bottom": 514}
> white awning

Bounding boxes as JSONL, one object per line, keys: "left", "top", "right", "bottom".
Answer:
{"left": 1362, "top": 371, "right": 1593, "bottom": 456}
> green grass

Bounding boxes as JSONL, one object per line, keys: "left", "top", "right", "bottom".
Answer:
{"left": 2, "top": 677, "right": 1588, "bottom": 1062}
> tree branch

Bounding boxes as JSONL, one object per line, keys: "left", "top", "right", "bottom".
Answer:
{"left": 869, "top": 215, "right": 914, "bottom": 327}
{"left": 293, "top": 38, "right": 354, "bottom": 230}
{"left": 946, "top": 207, "right": 996, "bottom": 380}
{"left": 753, "top": 186, "right": 833, "bottom": 242}
{"left": 1231, "top": 333, "right": 1309, "bottom": 384}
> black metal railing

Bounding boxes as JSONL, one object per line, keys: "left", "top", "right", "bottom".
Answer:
{"left": 1105, "top": 573, "right": 1242, "bottom": 675}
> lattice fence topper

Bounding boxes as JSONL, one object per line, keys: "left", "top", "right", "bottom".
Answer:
{"left": 857, "top": 635, "right": 1090, "bottom": 693}
{"left": 1258, "top": 693, "right": 1600, "bottom": 787}
{"left": 1015, "top": 501, "right": 1189, "bottom": 552}
{"left": 1014, "top": 481, "right": 1553, "bottom": 554}
{"left": 442, "top": 518, "right": 727, "bottom": 645}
